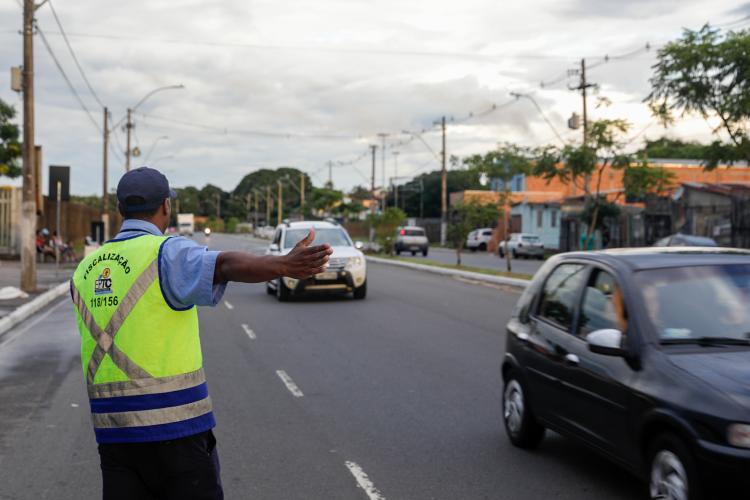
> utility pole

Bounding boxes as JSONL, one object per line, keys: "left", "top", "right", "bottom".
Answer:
{"left": 440, "top": 116, "right": 447, "bottom": 246}
{"left": 125, "top": 108, "right": 133, "bottom": 172}
{"left": 568, "top": 58, "right": 596, "bottom": 196}
{"left": 392, "top": 151, "right": 400, "bottom": 210}
{"left": 21, "top": 0, "right": 37, "bottom": 293}
{"left": 327, "top": 161, "right": 333, "bottom": 187}
{"left": 277, "top": 179, "right": 283, "bottom": 225}
{"left": 266, "top": 186, "right": 271, "bottom": 226}
{"left": 253, "top": 190, "right": 259, "bottom": 230}
{"left": 300, "top": 173, "right": 305, "bottom": 217}
{"left": 102, "top": 107, "right": 110, "bottom": 240}
{"left": 215, "top": 192, "right": 220, "bottom": 219}
{"left": 245, "top": 192, "right": 251, "bottom": 221}
{"left": 369, "top": 144, "right": 377, "bottom": 242}
{"left": 378, "top": 133, "right": 388, "bottom": 211}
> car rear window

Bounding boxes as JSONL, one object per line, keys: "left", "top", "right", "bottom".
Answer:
{"left": 402, "top": 229, "right": 425, "bottom": 236}
{"left": 522, "top": 235, "right": 540, "bottom": 242}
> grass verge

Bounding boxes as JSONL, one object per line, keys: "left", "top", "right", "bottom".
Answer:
{"left": 374, "top": 255, "right": 533, "bottom": 281}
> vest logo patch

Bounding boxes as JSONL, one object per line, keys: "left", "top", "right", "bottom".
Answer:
{"left": 95, "top": 267, "right": 113, "bottom": 295}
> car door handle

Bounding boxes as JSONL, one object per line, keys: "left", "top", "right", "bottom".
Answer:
{"left": 564, "top": 353, "right": 580, "bottom": 366}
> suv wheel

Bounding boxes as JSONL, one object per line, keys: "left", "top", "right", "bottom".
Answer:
{"left": 276, "top": 278, "right": 291, "bottom": 302}
{"left": 499, "top": 248, "right": 505, "bottom": 258}
{"left": 422, "top": 248, "right": 428, "bottom": 257}
{"left": 503, "top": 371, "right": 545, "bottom": 449}
{"left": 479, "top": 243, "right": 487, "bottom": 251}
{"left": 648, "top": 434, "right": 701, "bottom": 500}
{"left": 353, "top": 280, "right": 367, "bottom": 300}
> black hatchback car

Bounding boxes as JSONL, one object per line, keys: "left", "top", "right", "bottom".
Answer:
{"left": 502, "top": 248, "right": 750, "bottom": 500}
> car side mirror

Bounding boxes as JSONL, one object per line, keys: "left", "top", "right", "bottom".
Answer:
{"left": 354, "top": 241, "right": 364, "bottom": 250}
{"left": 586, "top": 329, "right": 627, "bottom": 357}
{"left": 269, "top": 243, "right": 279, "bottom": 252}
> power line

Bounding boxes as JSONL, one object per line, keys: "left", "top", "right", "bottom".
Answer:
{"left": 36, "top": 25, "right": 102, "bottom": 133}
{"left": 46, "top": 0, "right": 105, "bottom": 108}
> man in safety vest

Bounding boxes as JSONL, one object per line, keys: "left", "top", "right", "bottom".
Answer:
{"left": 70, "top": 167, "right": 331, "bottom": 499}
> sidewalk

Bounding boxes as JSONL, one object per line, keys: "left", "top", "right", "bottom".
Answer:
{"left": 0, "top": 260, "right": 74, "bottom": 320}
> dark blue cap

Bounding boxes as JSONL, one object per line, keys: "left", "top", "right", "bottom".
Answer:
{"left": 116, "top": 166, "right": 176, "bottom": 213}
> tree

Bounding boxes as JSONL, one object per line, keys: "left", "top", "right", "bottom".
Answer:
{"left": 638, "top": 137, "right": 713, "bottom": 160}
{"left": 310, "top": 187, "right": 344, "bottom": 216}
{"left": 369, "top": 207, "right": 406, "bottom": 255}
{"left": 534, "top": 119, "right": 675, "bottom": 249}
{"left": 395, "top": 168, "right": 486, "bottom": 218}
{"left": 463, "top": 143, "right": 533, "bottom": 271}
{"left": 0, "top": 99, "right": 22, "bottom": 178}
{"left": 648, "top": 25, "right": 750, "bottom": 168}
{"left": 448, "top": 201, "right": 500, "bottom": 265}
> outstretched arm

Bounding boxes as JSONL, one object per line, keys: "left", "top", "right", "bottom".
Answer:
{"left": 213, "top": 230, "right": 332, "bottom": 284}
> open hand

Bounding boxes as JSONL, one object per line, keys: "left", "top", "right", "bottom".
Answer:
{"left": 281, "top": 230, "right": 333, "bottom": 279}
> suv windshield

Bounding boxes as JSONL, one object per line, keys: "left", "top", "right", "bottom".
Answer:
{"left": 635, "top": 264, "right": 750, "bottom": 341}
{"left": 521, "top": 236, "right": 540, "bottom": 243}
{"left": 283, "top": 228, "right": 351, "bottom": 248}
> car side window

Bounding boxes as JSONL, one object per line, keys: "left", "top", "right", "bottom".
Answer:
{"left": 578, "top": 269, "right": 628, "bottom": 337}
{"left": 536, "top": 264, "right": 587, "bottom": 330}
{"left": 483, "top": 230, "right": 493, "bottom": 236}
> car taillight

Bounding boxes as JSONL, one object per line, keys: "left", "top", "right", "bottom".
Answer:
{"left": 400, "top": 229, "right": 406, "bottom": 235}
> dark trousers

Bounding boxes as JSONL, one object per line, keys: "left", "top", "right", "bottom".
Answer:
{"left": 98, "top": 430, "right": 223, "bottom": 500}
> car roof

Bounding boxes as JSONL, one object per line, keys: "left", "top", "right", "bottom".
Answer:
{"left": 557, "top": 247, "right": 750, "bottom": 271}
{"left": 280, "top": 221, "right": 340, "bottom": 230}
{"left": 400, "top": 226, "right": 425, "bottom": 230}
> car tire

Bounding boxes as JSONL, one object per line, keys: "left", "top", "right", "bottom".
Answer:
{"left": 266, "top": 282, "right": 275, "bottom": 295}
{"left": 512, "top": 249, "right": 517, "bottom": 259}
{"left": 469, "top": 247, "right": 477, "bottom": 252}
{"left": 499, "top": 249, "right": 505, "bottom": 258}
{"left": 411, "top": 251, "right": 416, "bottom": 256}
{"left": 422, "top": 248, "right": 428, "bottom": 257}
{"left": 648, "top": 433, "right": 702, "bottom": 500}
{"left": 276, "top": 278, "right": 291, "bottom": 302}
{"left": 503, "top": 370, "right": 545, "bottom": 449}
{"left": 353, "top": 280, "right": 367, "bottom": 300}
{"left": 479, "top": 243, "right": 487, "bottom": 252}
{"left": 396, "top": 248, "right": 401, "bottom": 255}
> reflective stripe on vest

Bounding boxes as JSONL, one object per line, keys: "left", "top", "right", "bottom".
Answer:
{"left": 71, "top": 234, "right": 214, "bottom": 443}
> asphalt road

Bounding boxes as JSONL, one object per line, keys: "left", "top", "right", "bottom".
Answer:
{"left": 413, "top": 246, "right": 545, "bottom": 276}
{"left": 0, "top": 233, "right": 644, "bottom": 500}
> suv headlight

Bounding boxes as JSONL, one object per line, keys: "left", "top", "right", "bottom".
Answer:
{"left": 345, "top": 256, "right": 363, "bottom": 269}
{"left": 728, "top": 423, "right": 750, "bottom": 448}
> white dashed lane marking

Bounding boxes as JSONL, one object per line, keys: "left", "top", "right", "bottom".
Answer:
{"left": 345, "top": 461, "right": 386, "bottom": 500}
{"left": 241, "top": 324, "right": 256, "bottom": 340}
{"left": 224, "top": 301, "right": 234, "bottom": 310}
{"left": 275, "top": 370, "right": 304, "bottom": 397}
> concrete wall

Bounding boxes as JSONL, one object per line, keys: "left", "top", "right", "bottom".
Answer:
{"left": 511, "top": 202, "right": 561, "bottom": 250}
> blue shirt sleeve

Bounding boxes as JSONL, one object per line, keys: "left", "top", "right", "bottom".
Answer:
{"left": 158, "top": 237, "right": 227, "bottom": 309}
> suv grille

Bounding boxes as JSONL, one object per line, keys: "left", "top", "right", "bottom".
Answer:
{"left": 328, "top": 257, "right": 347, "bottom": 269}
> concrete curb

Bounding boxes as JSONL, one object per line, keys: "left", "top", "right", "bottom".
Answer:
{"left": 0, "top": 281, "right": 69, "bottom": 339}
{"left": 366, "top": 256, "right": 529, "bottom": 289}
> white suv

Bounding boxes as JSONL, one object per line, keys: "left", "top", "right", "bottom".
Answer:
{"left": 265, "top": 221, "right": 367, "bottom": 301}
{"left": 394, "top": 226, "right": 429, "bottom": 256}
{"left": 466, "top": 228, "right": 494, "bottom": 252}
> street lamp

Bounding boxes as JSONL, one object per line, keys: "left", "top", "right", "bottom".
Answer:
{"left": 144, "top": 136, "right": 169, "bottom": 163}
{"left": 121, "top": 84, "right": 184, "bottom": 171}
{"left": 510, "top": 91, "right": 565, "bottom": 145}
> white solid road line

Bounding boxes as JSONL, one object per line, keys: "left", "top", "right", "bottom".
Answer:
{"left": 276, "top": 370, "right": 304, "bottom": 397}
{"left": 345, "top": 461, "right": 386, "bottom": 500}
{"left": 241, "top": 324, "right": 256, "bottom": 340}
{"left": 224, "top": 301, "right": 234, "bottom": 310}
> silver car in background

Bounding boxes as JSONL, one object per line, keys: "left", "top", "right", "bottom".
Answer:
{"left": 498, "top": 233, "right": 545, "bottom": 259}
{"left": 394, "top": 226, "right": 429, "bottom": 256}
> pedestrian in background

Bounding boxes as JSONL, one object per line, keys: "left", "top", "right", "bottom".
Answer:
{"left": 69, "top": 167, "right": 332, "bottom": 500}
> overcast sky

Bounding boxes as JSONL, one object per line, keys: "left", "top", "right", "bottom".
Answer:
{"left": 1, "top": 0, "right": 748, "bottom": 196}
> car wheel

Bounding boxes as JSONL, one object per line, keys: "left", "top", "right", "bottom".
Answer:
{"left": 499, "top": 249, "right": 504, "bottom": 258}
{"left": 469, "top": 247, "right": 477, "bottom": 252}
{"left": 648, "top": 434, "right": 701, "bottom": 500}
{"left": 503, "top": 371, "right": 545, "bottom": 449}
{"left": 353, "top": 280, "right": 367, "bottom": 300}
{"left": 479, "top": 243, "right": 487, "bottom": 252}
{"left": 411, "top": 251, "right": 416, "bottom": 256}
{"left": 266, "top": 282, "right": 275, "bottom": 295}
{"left": 395, "top": 248, "right": 401, "bottom": 255}
{"left": 422, "top": 248, "right": 428, "bottom": 257}
{"left": 276, "top": 278, "right": 291, "bottom": 302}
{"left": 512, "top": 249, "right": 517, "bottom": 259}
